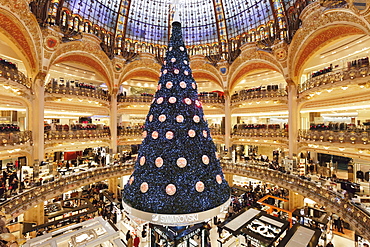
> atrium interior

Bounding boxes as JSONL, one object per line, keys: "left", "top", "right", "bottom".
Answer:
{"left": 0, "top": 0, "right": 370, "bottom": 246}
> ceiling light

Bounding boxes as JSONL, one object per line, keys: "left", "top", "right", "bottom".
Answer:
{"left": 341, "top": 86, "right": 348, "bottom": 90}
{"left": 326, "top": 89, "right": 333, "bottom": 93}
{"left": 339, "top": 148, "right": 345, "bottom": 151}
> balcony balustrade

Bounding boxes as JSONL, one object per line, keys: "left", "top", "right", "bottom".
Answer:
{"left": 299, "top": 65, "right": 370, "bottom": 93}
{"left": 118, "top": 128, "right": 223, "bottom": 139}
{"left": 231, "top": 89, "right": 287, "bottom": 104}
{"left": 299, "top": 129, "right": 369, "bottom": 145}
{"left": 44, "top": 129, "right": 110, "bottom": 141}
{"left": 0, "top": 64, "right": 31, "bottom": 89}
{"left": 198, "top": 95, "right": 225, "bottom": 105}
{"left": 2, "top": 161, "right": 369, "bottom": 239}
{"left": 232, "top": 129, "right": 288, "bottom": 139}
{"left": 45, "top": 85, "right": 110, "bottom": 101}
{"left": 0, "top": 131, "right": 32, "bottom": 147}
{"left": 118, "top": 95, "right": 153, "bottom": 103}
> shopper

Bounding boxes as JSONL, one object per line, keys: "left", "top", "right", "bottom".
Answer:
{"left": 337, "top": 217, "right": 344, "bottom": 233}
{"left": 133, "top": 235, "right": 140, "bottom": 247}
{"left": 326, "top": 242, "right": 334, "bottom": 247}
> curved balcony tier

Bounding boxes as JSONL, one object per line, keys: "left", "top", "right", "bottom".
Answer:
{"left": 45, "top": 85, "right": 110, "bottom": 102}
{"left": 232, "top": 129, "right": 289, "bottom": 146}
{"left": 0, "top": 64, "right": 31, "bottom": 89}
{"left": 117, "top": 128, "right": 224, "bottom": 144}
{"left": 299, "top": 129, "right": 369, "bottom": 145}
{"left": 44, "top": 130, "right": 111, "bottom": 150}
{"left": 0, "top": 131, "right": 32, "bottom": 148}
{"left": 0, "top": 165, "right": 133, "bottom": 220}
{"left": 2, "top": 162, "right": 369, "bottom": 239}
{"left": 231, "top": 90, "right": 288, "bottom": 106}
{"left": 299, "top": 66, "right": 370, "bottom": 95}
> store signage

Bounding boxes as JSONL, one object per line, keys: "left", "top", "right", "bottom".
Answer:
{"left": 181, "top": 228, "right": 201, "bottom": 241}
{"left": 152, "top": 214, "right": 199, "bottom": 224}
{"left": 153, "top": 226, "right": 171, "bottom": 241}
{"left": 122, "top": 199, "right": 230, "bottom": 226}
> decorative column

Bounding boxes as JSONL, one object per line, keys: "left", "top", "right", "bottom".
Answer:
{"left": 288, "top": 190, "right": 304, "bottom": 211}
{"left": 224, "top": 173, "right": 234, "bottom": 186}
{"left": 24, "top": 202, "right": 45, "bottom": 237}
{"left": 287, "top": 81, "right": 298, "bottom": 158}
{"left": 110, "top": 92, "right": 118, "bottom": 155}
{"left": 224, "top": 91, "right": 232, "bottom": 155}
{"left": 30, "top": 73, "right": 46, "bottom": 176}
{"left": 108, "top": 177, "right": 119, "bottom": 198}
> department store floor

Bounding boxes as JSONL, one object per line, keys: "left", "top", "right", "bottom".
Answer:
{"left": 118, "top": 216, "right": 357, "bottom": 247}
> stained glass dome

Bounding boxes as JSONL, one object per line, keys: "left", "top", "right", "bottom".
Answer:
{"left": 43, "top": 0, "right": 297, "bottom": 48}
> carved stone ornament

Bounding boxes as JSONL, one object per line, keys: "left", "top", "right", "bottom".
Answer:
{"left": 44, "top": 36, "right": 59, "bottom": 51}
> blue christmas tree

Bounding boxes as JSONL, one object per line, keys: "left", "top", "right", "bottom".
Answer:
{"left": 122, "top": 21, "right": 230, "bottom": 215}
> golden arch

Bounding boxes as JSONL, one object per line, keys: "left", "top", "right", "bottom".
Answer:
{"left": 0, "top": 6, "right": 42, "bottom": 74}
{"left": 49, "top": 42, "right": 114, "bottom": 90}
{"left": 289, "top": 8, "right": 370, "bottom": 80}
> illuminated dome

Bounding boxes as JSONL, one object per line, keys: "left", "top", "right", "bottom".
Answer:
{"left": 49, "top": 0, "right": 292, "bottom": 48}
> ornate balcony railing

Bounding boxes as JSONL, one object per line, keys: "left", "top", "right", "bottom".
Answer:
{"left": 44, "top": 129, "right": 110, "bottom": 141}
{"left": 0, "top": 64, "right": 31, "bottom": 89}
{"left": 118, "top": 128, "right": 224, "bottom": 139}
{"left": 299, "top": 129, "right": 369, "bottom": 145}
{"left": 118, "top": 95, "right": 153, "bottom": 103}
{"left": 3, "top": 161, "right": 368, "bottom": 239}
{"left": 220, "top": 161, "right": 370, "bottom": 239}
{"left": 299, "top": 65, "right": 370, "bottom": 93}
{"left": 231, "top": 89, "right": 287, "bottom": 104}
{"left": 198, "top": 95, "right": 225, "bottom": 105}
{"left": 232, "top": 129, "right": 288, "bottom": 139}
{"left": 118, "top": 128, "right": 144, "bottom": 137}
{"left": 0, "top": 165, "right": 134, "bottom": 219}
{"left": 0, "top": 131, "right": 32, "bottom": 147}
{"left": 45, "top": 85, "right": 110, "bottom": 101}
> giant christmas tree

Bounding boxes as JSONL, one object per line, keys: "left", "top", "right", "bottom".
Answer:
{"left": 122, "top": 21, "right": 230, "bottom": 221}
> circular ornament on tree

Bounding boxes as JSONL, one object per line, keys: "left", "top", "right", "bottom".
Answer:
{"left": 140, "top": 182, "right": 149, "bottom": 193}
{"left": 142, "top": 131, "right": 147, "bottom": 138}
{"left": 196, "top": 181, "right": 205, "bottom": 192}
{"left": 129, "top": 176, "right": 134, "bottom": 185}
{"left": 169, "top": 97, "right": 177, "bottom": 104}
{"left": 177, "top": 158, "right": 187, "bottom": 168}
{"left": 195, "top": 100, "right": 202, "bottom": 108}
{"left": 152, "top": 131, "right": 159, "bottom": 139}
{"left": 140, "top": 156, "right": 146, "bottom": 166}
{"left": 166, "top": 184, "right": 176, "bottom": 195}
{"left": 157, "top": 84, "right": 161, "bottom": 91}
{"left": 157, "top": 97, "right": 164, "bottom": 104}
{"left": 171, "top": 58, "right": 176, "bottom": 63}
{"left": 184, "top": 70, "right": 189, "bottom": 75}
{"left": 155, "top": 157, "right": 163, "bottom": 168}
{"left": 159, "top": 72, "right": 162, "bottom": 77}
{"left": 180, "top": 81, "right": 187, "bottom": 88}
{"left": 166, "top": 131, "right": 174, "bottom": 139}
{"left": 184, "top": 98, "right": 192, "bottom": 105}
{"left": 166, "top": 81, "right": 173, "bottom": 89}
{"left": 215, "top": 152, "right": 220, "bottom": 159}
{"left": 202, "top": 155, "right": 210, "bottom": 164}
{"left": 188, "top": 129, "right": 196, "bottom": 137}
{"left": 192, "top": 83, "right": 196, "bottom": 89}
{"left": 216, "top": 175, "right": 222, "bottom": 184}
{"left": 164, "top": 61, "right": 167, "bottom": 65}
{"left": 180, "top": 46, "right": 184, "bottom": 51}
{"left": 169, "top": 47, "right": 173, "bottom": 51}
{"left": 149, "top": 115, "right": 153, "bottom": 122}
{"left": 193, "top": 115, "right": 200, "bottom": 123}
{"left": 159, "top": 114, "right": 166, "bottom": 122}
{"left": 174, "top": 69, "right": 180, "bottom": 74}
{"left": 184, "top": 60, "right": 188, "bottom": 65}
{"left": 176, "top": 115, "right": 184, "bottom": 123}
{"left": 163, "top": 69, "right": 168, "bottom": 74}
{"left": 203, "top": 130, "right": 208, "bottom": 138}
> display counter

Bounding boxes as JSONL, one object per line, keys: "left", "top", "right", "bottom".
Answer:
{"left": 23, "top": 216, "right": 124, "bottom": 247}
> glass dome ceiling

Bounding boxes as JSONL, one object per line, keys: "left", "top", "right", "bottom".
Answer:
{"left": 59, "top": 0, "right": 290, "bottom": 47}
